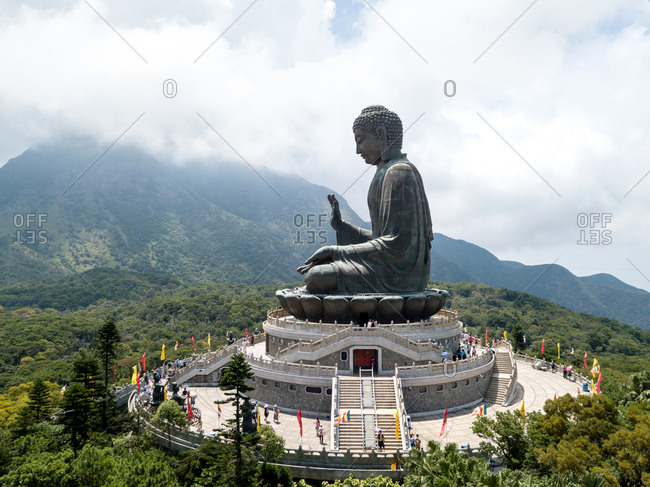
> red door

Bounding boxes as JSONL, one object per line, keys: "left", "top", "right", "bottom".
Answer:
{"left": 354, "top": 349, "right": 376, "bottom": 371}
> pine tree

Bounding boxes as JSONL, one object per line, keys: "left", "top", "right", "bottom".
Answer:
{"left": 218, "top": 353, "right": 256, "bottom": 486}
{"left": 59, "top": 383, "right": 96, "bottom": 457}
{"left": 93, "top": 320, "right": 121, "bottom": 429}
{"left": 26, "top": 378, "right": 53, "bottom": 423}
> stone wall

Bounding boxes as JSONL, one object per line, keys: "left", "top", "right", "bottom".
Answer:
{"left": 401, "top": 369, "right": 492, "bottom": 414}
{"left": 246, "top": 376, "right": 334, "bottom": 416}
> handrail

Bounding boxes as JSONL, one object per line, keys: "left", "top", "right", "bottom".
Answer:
{"left": 331, "top": 376, "right": 338, "bottom": 450}
{"left": 394, "top": 368, "right": 410, "bottom": 451}
{"left": 371, "top": 369, "right": 379, "bottom": 448}
{"left": 359, "top": 368, "right": 367, "bottom": 450}
{"left": 266, "top": 308, "right": 459, "bottom": 333}
{"left": 276, "top": 325, "right": 453, "bottom": 361}
{"left": 396, "top": 349, "right": 492, "bottom": 378}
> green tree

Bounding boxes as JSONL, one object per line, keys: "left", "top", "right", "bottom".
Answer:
{"left": 260, "top": 424, "right": 285, "bottom": 462}
{"left": 512, "top": 322, "right": 526, "bottom": 352}
{"left": 151, "top": 400, "right": 189, "bottom": 450}
{"left": 93, "top": 320, "right": 121, "bottom": 429}
{"left": 58, "top": 383, "right": 97, "bottom": 457}
{"left": 620, "top": 370, "right": 650, "bottom": 405}
{"left": 26, "top": 378, "right": 53, "bottom": 424}
{"left": 472, "top": 410, "right": 534, "bottom": 470}
{"left": 218, "top": 352, "right": 256, "bottom": 486}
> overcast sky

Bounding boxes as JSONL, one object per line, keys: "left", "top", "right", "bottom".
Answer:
{"left": 1, "top": 0, "right": 649, "bottom": 292}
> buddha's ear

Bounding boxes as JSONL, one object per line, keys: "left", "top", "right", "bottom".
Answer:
{"left": 376, "top": 126, "right": 390, "bottom": 160}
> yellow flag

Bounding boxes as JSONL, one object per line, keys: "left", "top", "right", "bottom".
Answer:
{"left": 208, "top": 333, "right": 211, "bottom": 349}
{"left": 257, "top": 404, "right": 260, "bottom": 432}
{"left": 592, "top": 379, "right": 596, "bottom": 392}
{"left": 163, "top": 386, "right": 167, "bottom": 401}
{"left": 393, "top": 410, "right": 400, "bottom": 439}
{"left": 131, "top": 365, "right": 138, "bottom": 385}
{"left": 557, "top": 343, "right": 560, "bottom": 359}
{"left": 161, "top": 343, "right": 165, "bottom": 361}
{"left": 503, "top": 331, "right": 507, "bottom": 341}
{"left": 520, "top": 399, "right": 525, "bottom": 425}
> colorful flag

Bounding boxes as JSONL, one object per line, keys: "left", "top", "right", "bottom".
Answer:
{"left": 584, "top": 351, "right": 588, "bottom": 370}
{"left": 541, "top": 338, "right": 545, "bottom": 354}
{"left": 218, "top": 403, "right": 222, "bottom": 420}
{"left": 591, "top": 358, "right": 599, "bottom": 378}
{"left": 61, "top": 385, "right": 67, "bottom": 395}
{"left": 192, "top": 336, "right": 195, "bottom": 352}
{"left": 557, "top": 342, "right": 560, "bottom": 359}
{"left": 471, "top": 404, "right": 487, "bottom": 419}
{"left": 141, "top": 352, "right": 146, "bottom": 372}
{"left": 160, "top": 344, "right": 165, "bottom": 361}
{"left": 174, "top": 341, "right": 178, "bottom": 351}
{"left": 393, "top": 410, "right": 400, "bottom": 439}
{"left": 208, "top": 333, "right": 211, "bottom": 349}
{"left": 258, "top": 404, "right": 262, "bottom": 432}
{"left": 187, "top": 394, "right": 193, "bottom": 419}
{"left": 297, "top": 409, "right": 302, "bottom": 437}
{"left": 571, "top": 348, "right": 574, "bottom": 355}
{"left": 440, "top": 408, "right": 448, "bottom": 436}
{"left": 596, "top": 372, "right": 603, "bottom": 394}
{"left": 136, "top": 371, "right": 141, "bottom": 393}
{"left": 335, "top": 410, "right": 351, "bottom": 424}
{"left": 131, "top": 365, "right": 138, "bottom": 384}
{"left": 523, "top": 335, "right": 526, "bottom": 343}
{"left": 520, "top": 400, "right": 525, "bottom": 425}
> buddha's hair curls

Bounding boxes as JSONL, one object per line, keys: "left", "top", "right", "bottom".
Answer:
{"left": 353, "top": 105, "right": 403, "bottom": 151}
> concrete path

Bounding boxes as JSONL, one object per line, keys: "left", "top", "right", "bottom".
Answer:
{"left": 186, "top": 354, "right": 584, "bottom": 451}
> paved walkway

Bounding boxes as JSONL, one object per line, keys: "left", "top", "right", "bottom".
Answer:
{"left": 185, "top": 355, "right": 585, "bottom": 451}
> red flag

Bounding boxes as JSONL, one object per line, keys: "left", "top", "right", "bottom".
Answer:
{"left": 541, "top": 338, "right": 545, "bottom": 354}
{"left": 136, "top": 371, "right": 141, "bottom": 393}
{"left": 297, "top": 409, "right": 303, "bottom": 437}
{"left": 440, "top": 408, "right": 448, "bottom": 436}
{"left": 596, "top": 372, "right": 603, "bottom": 394}
{"left": 584, "top": 351, "right": 587, "bottom": 370}
{"left": 245, "top": 328, "right": 248, "bottom": 338}
{"left": 141, "top": 352, "right": 146, "bottom": 373}
{"left": 113, "top": 365, "right": 117, "bottom": 382}
{"left": 187, "top": 394, "right": 193, "bottom": 419}
{"left": 553, "top": 393, "right": 557, "bottom": 401}
{"left": 191, "top": 336, "right": 195, "bottom": 352}
{"left": 485, "top": 328, "right": 488, "bottom": 344}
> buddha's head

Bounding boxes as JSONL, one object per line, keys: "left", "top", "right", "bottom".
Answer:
{"left": 353, "top": 105, "right": 403, "bottom": 164}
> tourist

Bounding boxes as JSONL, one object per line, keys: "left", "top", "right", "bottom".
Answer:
{"left": 414, "top": 435, "right": 422, "bottom": 450}
{"left": 250, "top": 334, "right": 255, "bottom": 345}
{"left": 410, "top": 433, "right": 415, "bottom": 448}
{"left": 319, "top": 426, "right": 325, "bottom": 444}
{"left": 315, "top": 417, "right": 321, "bottom": 436}
{"left": 273, "top": 404, "right": 280, "bottom": 423}
{"left": 562, "top": 365, "right": 567, "bottom": 379}
{"left": 264, "top": 404, "right": 269, "bottom": 423}
{"left": 377, "top": 429, "right": 385, "bottom": 451}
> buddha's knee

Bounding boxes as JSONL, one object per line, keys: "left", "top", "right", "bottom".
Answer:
{"left": 305, "top": 265, "right": 337, "bottom": 293}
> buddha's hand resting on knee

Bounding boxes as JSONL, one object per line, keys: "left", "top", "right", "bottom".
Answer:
{"left": 296, "top": 246, "right": 334, "bottom": 274}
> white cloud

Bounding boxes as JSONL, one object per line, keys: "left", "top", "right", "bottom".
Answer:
{"left": 0, "top": 0, "right": 649, "bottom": 291}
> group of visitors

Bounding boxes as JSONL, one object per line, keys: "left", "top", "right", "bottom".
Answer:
{"left": 549, "top": 361, "right": 574, "bottom": 380}
{"left": 261, "top": 404, "right": 280, "bottom": 423}
{"left": 409, "top": 433, "right": 422, "bottom": 450}
{"left": 315, "top": 418, "right": 326, "bottom": 444}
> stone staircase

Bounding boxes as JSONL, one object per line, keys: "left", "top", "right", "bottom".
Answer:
{"left": 483, "top": 350, "right": 514, "bottom": 405}
{"left": 336, "top": 376, "right": 403, "bottom": 451}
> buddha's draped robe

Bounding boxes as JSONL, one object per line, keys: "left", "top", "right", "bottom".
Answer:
{"left": 331, "top": 155, "right": 433, "bottom": 293}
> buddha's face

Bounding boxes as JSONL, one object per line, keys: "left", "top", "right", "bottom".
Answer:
{"left": 354, "top": 128, "right": 384, "bottom": 165}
